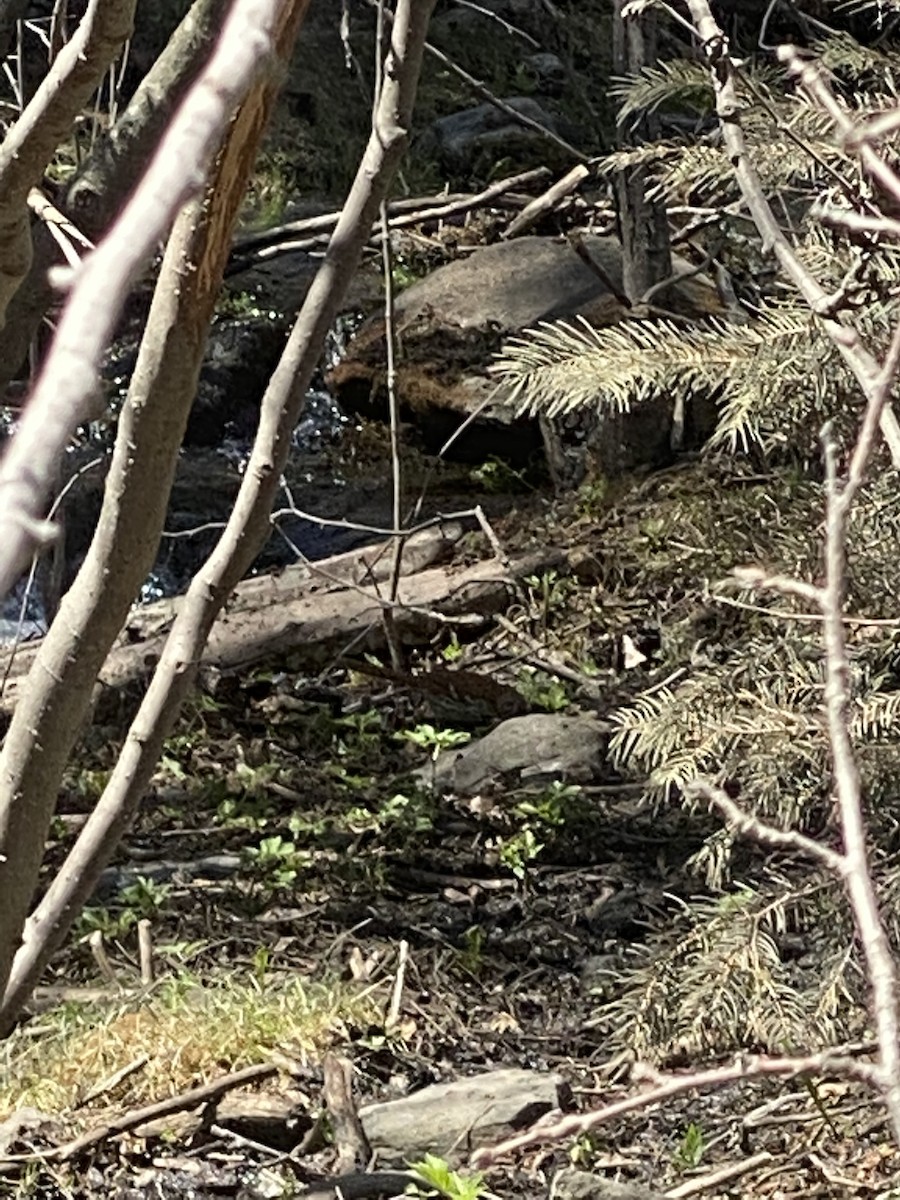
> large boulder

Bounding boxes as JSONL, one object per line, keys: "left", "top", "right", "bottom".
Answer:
{"left": 328, "top": 235, "right": 724, "bottom": 480}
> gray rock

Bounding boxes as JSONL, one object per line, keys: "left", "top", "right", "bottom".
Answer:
{"left": 360, "top": 1068, "right": 567, "bottom": 1166}
{"left": 552, "top": 1171, "right": 667, "bottom": 1200}
{"left": 395, "top": 235, "right": 630, "bottom": 334}
{"left": 525, "top": 52, "right": 566, "bottom": 95}
{"left": 430, "top": 97, "right": 559, "bottom": 169}
{"left": 417, "top": 712, "right": 610, "bottom": 795}
{"left": 329, "top": 235, "right": 723, "bottom": 482}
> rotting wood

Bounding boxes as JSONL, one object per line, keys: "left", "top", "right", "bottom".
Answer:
{"left": 0, "top": 542, "right": 562, "bottom": 712}
{"left": 97, "top": 546, "right": 563, "bottom": 692}
{"left": 323, "top": 1052, "right": 370, "bottom": 1174}
{"left": 0, "top": 521, "right": 465, "bottom": 712}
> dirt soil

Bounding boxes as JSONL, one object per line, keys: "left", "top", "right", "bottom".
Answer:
{"left": 3, "top": 451, "right": 899, "bottom": 1200}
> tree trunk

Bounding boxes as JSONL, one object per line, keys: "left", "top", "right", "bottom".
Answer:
{"left": 0, "top": 0, "right": 233, "bottom": 393}
{"left": 0, "top": 0, "right": 437, "bottom": 1035}
{"left": 0, "top": 0, "right": 312, "bottom": 1026}
{"left": 0, "top": 0, "right": 137, "bottom": 325}
{"left": 612, "top": 0, "right": 671, "bottom": 304}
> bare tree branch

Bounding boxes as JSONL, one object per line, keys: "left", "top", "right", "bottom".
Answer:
{"left": 778, "top": 45, "right": 900, "bottom": 220}
{"left": 471, "top": 1051, "right": 879, "bottom": 1167}
{"left": 686, "top": 0, "right": 900, "bottom": 1146}
{"left": 0, "top": 0, "right": 280, "bottom": 607}
{"left": 0, "top": 0, "right": 137, "bottom": 319}
{"left": 0, "top": 0, "right": 232, "bottom": 396}
{"left": 0, "top": 0, "right": 308, "bottom": 1028}
{"left": 0, "top": 0, "right": 437, "bottom": 1034}
{"left": 682, "top": 0, "right": 900, "bottom": 467}
{"left": 685, "top": 777, "right": 844, "bottom": 871}
{"left": 67, "top": 0, "right": 233, "bottom": 237}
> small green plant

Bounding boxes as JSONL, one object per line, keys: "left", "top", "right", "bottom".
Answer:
{"left": 252, "top": 945, "right": 271, "bottom": 985}
{"left": 217, "top": 289, "right": 270, "bottom": 319}
{"left": 243, "top": 836, "right": 310, "bottom": 889}
{"left": 674, "top": 1123, "right": 705, "bottom": 1170}
{"left": 498, "top": 827, "right": 544, "bottom": 880}
{"left": 524, "top": 568, "right": 575, "bottom": 626}
{"left": 400, "top": 724, "right": 471, "bottom": 791}
{"left": 216, "top": 794, "right": 275, "bottom": 832}
{"left": 344, "top": 792, "right": 435, "bottom": 836}
{"left": 407, "top": 1153, "right": 488, "bottom": 1200}
{"left": 441, "top": 633, "right": 464, "bottom": 663}
{"left": 76, "top": 905, "right": 137, "bottom": 941}
{"left": 73, "top": 768, "right": 112, "bottom": 801}
{"left": 287, "top": 811, "right": 330, "bottom": 839}
{"left": 391, "top": 259, "right": 424, "bottom": 290}
{"left": 378, "top": 792, "right": 435, "bottom": 833}
{"left": 118, "top": 876, "right": 171, "bottom": 919}
{"left": 336, "top": 708, "right": 385, "bottom": 744}
{"left": 469, "top": 456, "right": 533, "bottom": 494}
{"left": 229, "top": 758, "right": 281, "bottom": 799}
{"left": 569, "top": 1131, "right": 604, "bottom": 1168}
{"left": 77, "top": 875, "right": 172, "bottom": 941}
{"left": 516, "top": 668, "right": 570, "bottom": 712}
{"left": 457, "top": 925, "right": 486, "bottom": 976}
{"left": 157, "top": 752, "right": 188, "bottom": 782}
{"left": 399, "top": 724, "right": 471, "bottom": 760}
{"left": 514, "top": 780, "right": 582, "bottom": 827}
{"left": 575, "top": 476, "right": 608, "bottom": 517}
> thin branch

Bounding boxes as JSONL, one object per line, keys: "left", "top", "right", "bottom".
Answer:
{"left": 810, "top": 203, "right": 900, "bottom": 243}
{"left": 0, "top": 0, "right": 279, "bottom": 604}
{"left": 231, "top": 167, "right": 550, "bottom": 256}
{"left": 683, "top": 1, "right": 900, "bottom": 467}
{"left": 471, "top": 1052, "right": 878, "bottom": 1167}
{"left": 0, "top": 0, "right": 136, "bottom": 316}
{"left": 364, "top": 0, "right": 589, "bottom": 163}
{"left": 685, "top": 777, "right": 844, "bottom": 871}
{"left": 777, "top": 45, "right": 900, "bottom": 221}
{"left": 450, "top": 0, "right": 540, "bottom": 47}
{"left": 731, "top": 566, "right": 822, "bottom": 606}
{"left": 0, "top": 0, "right": 438, "bottom": 1033}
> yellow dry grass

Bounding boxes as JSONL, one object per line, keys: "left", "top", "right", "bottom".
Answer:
{"left": 0, "top": 971, "right": 379, "bottom": 1119}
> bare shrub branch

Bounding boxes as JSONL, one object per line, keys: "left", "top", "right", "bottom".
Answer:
{"left": 0, "top": 0, "right": 233, "bottom": 397}
{"left": 0, "top": 0, "right": 136, "bottom": 316}
{"left": 0, "top": 0, "right": 280, "bottom": 605}
{"left": 473, "top": 5, "right": 900, "bottom": 1166}
{"left": 683, "top": 0, "right": 900, "bottom": 467}
{"left": 0, "top": 0, "right": 304, "bottom": 1026}
{"left": 0, "top": 0, "right": 437, "bottom": 1034}
{"left": 471, "top": 1050, "right": 878, "bottom": 1168}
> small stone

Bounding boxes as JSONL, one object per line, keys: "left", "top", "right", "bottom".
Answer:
{"left": 360, "top": 1068, "right": 568, "bottom": 1166}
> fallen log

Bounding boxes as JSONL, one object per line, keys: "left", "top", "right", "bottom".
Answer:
{"left": 0, "top": 529, "right": 563, "bottom": 711}
{"left": 98, "top": 545, "right": 563, "bottom": 690}
{"left": 0, "top": 521, "right": 464, "bottom": 713}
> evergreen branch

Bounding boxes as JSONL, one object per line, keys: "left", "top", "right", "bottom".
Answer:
{"left": 610, "top": 58, "right": 714, "bottom": 123}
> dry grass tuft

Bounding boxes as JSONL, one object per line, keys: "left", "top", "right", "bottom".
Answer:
{"left": 0, "top": 971, "right": 378, "bottom": 1118}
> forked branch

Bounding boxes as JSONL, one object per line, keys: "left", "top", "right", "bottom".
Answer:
{"left": 682, "top": 0, "right": 900, "bottom": 468}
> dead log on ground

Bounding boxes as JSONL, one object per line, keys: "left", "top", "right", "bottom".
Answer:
{"left": 0, "top": 529, "right": 562, "bottom": 710}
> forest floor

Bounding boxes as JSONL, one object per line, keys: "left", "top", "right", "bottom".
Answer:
{"left": 2, "top": 439, "right": 899, "bottom": 1199}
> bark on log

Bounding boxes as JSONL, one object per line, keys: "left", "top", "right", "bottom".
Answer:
{"left": 0, "top": 522, "right": 462, "bottom": 711}
{"left": 0, "top": 527, "right": 561, "bottom": 712}
{"left": 98, "top": 546, "right": 561, "bottom": 690}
